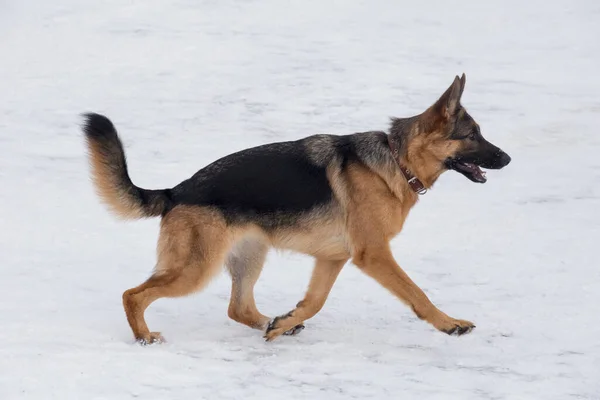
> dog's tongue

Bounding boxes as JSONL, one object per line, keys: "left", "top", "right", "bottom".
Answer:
{"left": 462, "top": 162, "right": 487, "bottom": 183}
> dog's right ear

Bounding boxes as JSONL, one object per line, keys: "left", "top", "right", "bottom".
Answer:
{"left": 432, "top": 75, "right": 464, "bottom": 118}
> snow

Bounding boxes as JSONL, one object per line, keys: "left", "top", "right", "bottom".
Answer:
{"left": 1, "top": 0, "right": 599, "bottom": 398}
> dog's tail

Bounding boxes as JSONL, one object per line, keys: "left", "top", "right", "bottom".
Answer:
{"left": 81, "top": 113, "right": 171, "bottom": 220}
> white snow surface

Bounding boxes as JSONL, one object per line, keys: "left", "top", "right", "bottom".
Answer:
{"left": 1, "top": 0, "right": 599, "bottom": 399}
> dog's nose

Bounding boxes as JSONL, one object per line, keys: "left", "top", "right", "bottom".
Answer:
{"left": 496, "top": 151, "right": 511, "bottom": 167}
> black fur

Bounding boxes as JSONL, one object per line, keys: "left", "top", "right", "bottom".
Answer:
{"left": 389, "top": 116, "right": 418, "bottom": 156}
{"left": 170, "top": 140, "right": 332, "bottom": 229}
{"left": 332, "top": 134, "right": 359, "bottom": 170}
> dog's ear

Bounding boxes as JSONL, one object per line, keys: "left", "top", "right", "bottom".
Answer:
{"left": 433, "top": 74, "right": 465, "bottom": 117}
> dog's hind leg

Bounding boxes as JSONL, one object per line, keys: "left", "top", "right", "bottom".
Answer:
{"left": 264, "top": 257, "right": 347, "bottom": 341}
{"left": 122, "top": 206, "right": 231, "bottom": 344}
{"left": 226, "top": 237, "right": 271, "bottom": 330}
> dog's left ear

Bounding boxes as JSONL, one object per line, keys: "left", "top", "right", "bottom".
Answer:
{"left": 458, "top": 73, "right": 466, "bottom": 99}
{"left": 433, "top": 73, "right": 466, "bottom": 117}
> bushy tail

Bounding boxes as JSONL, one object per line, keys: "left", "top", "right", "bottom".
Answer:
{"left": 81, "top": 113, "right": 171, "bottom": 219}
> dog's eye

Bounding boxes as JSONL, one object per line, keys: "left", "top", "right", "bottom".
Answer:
{"left": 468, "top": 131, "right": 477, "bottom": 141}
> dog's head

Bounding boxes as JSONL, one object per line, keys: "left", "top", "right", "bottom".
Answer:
{"left": 397, "top": 74, "right": 511, "bottom": 184}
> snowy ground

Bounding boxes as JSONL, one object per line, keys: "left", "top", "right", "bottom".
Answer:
{"left": 1, "top": 0, "right": 599, "bottom": 399}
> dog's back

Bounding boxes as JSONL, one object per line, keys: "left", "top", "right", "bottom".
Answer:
{"left": 170, "top": 140, "right": 333, "bottom": 229}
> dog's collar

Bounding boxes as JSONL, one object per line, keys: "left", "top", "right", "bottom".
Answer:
{"left": 387, "top": 135, "right": 427, "bottom": 195}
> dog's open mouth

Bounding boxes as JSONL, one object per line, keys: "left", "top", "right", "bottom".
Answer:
{"left": 448, "top": 160, "right": 487, "bottom": 183}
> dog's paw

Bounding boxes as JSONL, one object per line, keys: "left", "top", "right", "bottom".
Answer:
{"left": 264, "top": 316, "right": 305, "bottom": 342}
{"left": 439, "top": 319, "right": 475, "bottom": 336}
{"left": 136, "top": 332, "right": 165, "bottom": 345}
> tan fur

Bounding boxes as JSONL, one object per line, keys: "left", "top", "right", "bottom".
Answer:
{"left": 343, "top": 164, "right": 473, "bottom": 334}
{"left": 85, "top": 138, "right": 145, "bottom": 220}
{"left": 404, "top": 129, "right": 462, "bottom": 188}
{"left": 226, "top": 236, "right": 270, "bottom": 329}
{"left": 269, "top": 208, "right": 349, "bottom": 260}
{"left": 264, "top": 258, "right": 347, "bottom": 341}
{"left": 122, "top": 206, "right": 233, "bottom": 343}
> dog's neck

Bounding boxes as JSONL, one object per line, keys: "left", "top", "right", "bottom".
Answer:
{"left": 387, "top": 134, "right": 427, "bottom": 195}
{"left": 388, "top": 117, "right": 444, "bottom": 193}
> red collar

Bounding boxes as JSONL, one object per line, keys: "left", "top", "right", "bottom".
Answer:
{"left": 387, "top": 136, "right": 427, "bottom": 195}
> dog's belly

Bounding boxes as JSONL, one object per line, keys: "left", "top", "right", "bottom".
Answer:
{"left": 269, "top": 220, "right": 350, "bottom": 260}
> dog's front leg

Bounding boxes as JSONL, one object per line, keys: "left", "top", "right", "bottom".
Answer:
{"left": 353, "top": 247, "right": 475, "bottom": 336}
{"left": 264, "top": 257, "right": 347, "bottom": 341}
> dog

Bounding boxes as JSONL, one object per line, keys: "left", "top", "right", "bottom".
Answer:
{"left": 82, "top": 74, "right": 511, "bottom": 344}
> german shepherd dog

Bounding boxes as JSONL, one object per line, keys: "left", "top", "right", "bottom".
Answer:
{"left": 82, "top": 74, "right": 510, "bottom": 344}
